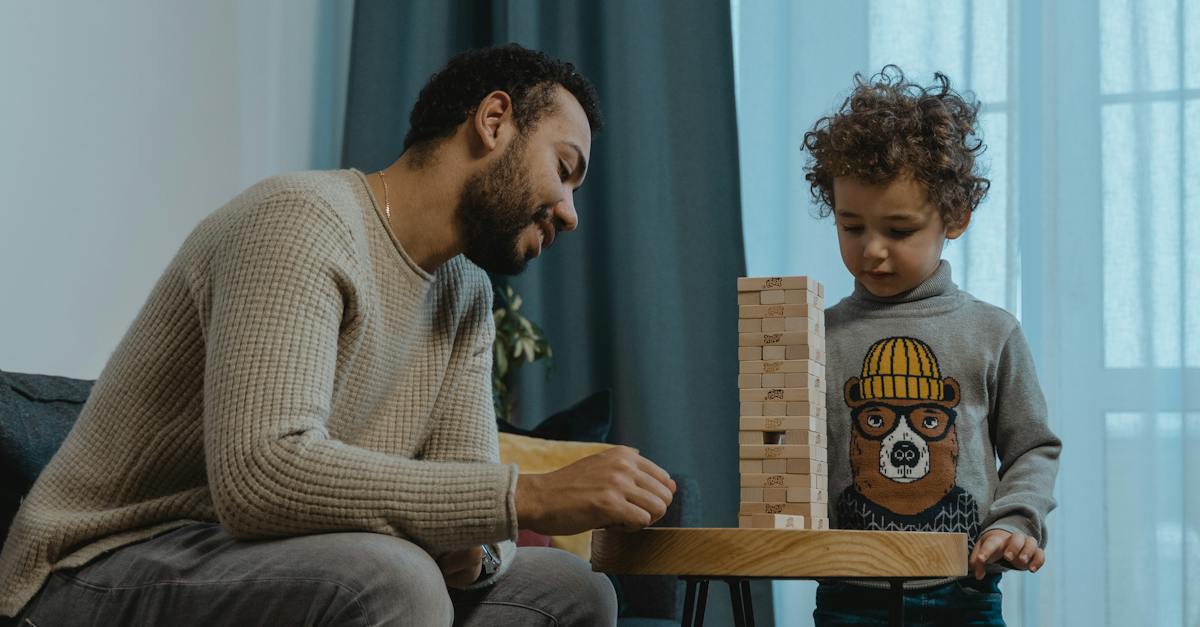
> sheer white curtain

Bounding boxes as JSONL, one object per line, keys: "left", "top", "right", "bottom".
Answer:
{"left": 733, "top": 0, "right": 1198, "bottom": 624}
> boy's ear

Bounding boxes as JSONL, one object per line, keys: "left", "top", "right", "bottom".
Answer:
{"left": 946, "top": 211, "right": 971, "bottom": 240}
{"left": 472, "top": 90, "right": 513, "bottom": 152}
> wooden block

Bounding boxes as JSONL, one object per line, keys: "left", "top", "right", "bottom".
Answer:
{"left": 780, "top": 501, "right": 829, "bottom": 518}
{"left": 762, "top": 401, "right": 788, "bottom": 415}
{"left": 785, "top": 316, "right": 822, "bottom": 334}
{"left": 738, "top": 374, "right": 762, "bottom": 388}
{"left": 590, "top": 527, "right": 970, "bottom": 578}
{"left": 739, "top": 359, "right": 824, "bottom": 375}
{"left": 817, "top": 282, "right": 824, "bottom": 297}
{"left": 786, "top": 401, "right": 825, "bottom": 417}
{"left": 760, "top": 317, "right": 787, "bottom": 332}
{"left": 739, "top": 430, "right": 764, "bottom": 445}
{"left": 784, "top": 289, "right": 820, "bottom": 306}
{"left": 762, "top": 346, "right": 786, "bottom": 360}
{"left": 739, "top": 445, "right": 826, "bottom": 460}
{"left": 741, "top": 401, "right": 764, "bottom": 416}
{"left": 738, "top": 318, "right": 762, "bottom": 333}
{"left": 784, "top": 430, "right": 827, "bottom": 448}
{"left": 786, "top": 458, "right": 828, "bottom": 475}
{"left": 786, "top": 487, "right": 828, "bottom": 503}
{"left": 761, "top": 459, "right": 788, "bottom": 473}
{"left": 741, "top": 473, "right": 825, "bottom": 489}
{"left": 763, "top": 487, "right": 789, "bottom": 502}
{"left": 739, "top": 459, "right": 764, "bottom": 473}
{"left": 738, "top": 292, "right": 760, "bottom": 305}
{"left": 785, "top": 372, "right": 825, "bottom": 391}
{"left": 737, "top": 276, "right": 817, "bottom": 292}
{"left": 740, "top": 416, "right": 826, "bottom": 433}
{"left": 738, "top": 332, "right": 820, "bottom": 347}
{"left": 759, "top": 290, "right": 786, "bottom": 304}
{"left": 738, "top": 346, "right": 763, "bottom": 361}
{"left": 739, "top": 304, "right": 821, "bottom": 319}
{"left": 741, "top": 487, "right": 764, "bottom": 502}
{"left": 739, "top": 387, "right": 812, "bottom": 402}
{"left": 746, "top": 513, "right": 806, "bottom": 529}
{"left": 809, "top": 517, "right": 830, "bottom": 530}
{"left": 738, "top": 515, "right": 754, "bottom": 529}
{"left": 761, "top": 373, "right": 786, "bottom": 387}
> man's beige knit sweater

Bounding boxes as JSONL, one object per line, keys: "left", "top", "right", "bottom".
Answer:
{"left": 0, "top": 170, "right": 519, "bottom": 616}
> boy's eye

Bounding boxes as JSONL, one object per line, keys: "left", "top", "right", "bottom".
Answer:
{"left": 840, "top": 225, "right": 864, "bottom": 233}
{"left": 890, "top": 229, "right": 916, "bottom": 237}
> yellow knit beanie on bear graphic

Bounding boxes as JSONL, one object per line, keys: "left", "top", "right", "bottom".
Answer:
{"left": 857, "top": 337, "right": 947, "bottom": 402}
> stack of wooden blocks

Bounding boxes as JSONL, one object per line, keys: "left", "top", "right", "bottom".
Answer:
{"left": 736, "top": 276, "right": 829, "bottom": 530}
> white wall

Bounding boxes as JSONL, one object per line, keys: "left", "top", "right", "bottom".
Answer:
{"left": 0, "top": 1, "right": 354, "bottom": 379}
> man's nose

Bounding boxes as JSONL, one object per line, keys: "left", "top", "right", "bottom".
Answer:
{"left": 554, "top": 194, "right": 578, "bottom": 232}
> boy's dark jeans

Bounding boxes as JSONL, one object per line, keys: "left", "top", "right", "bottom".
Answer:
{"left": 814, "top": 574, "right": 1004, "bottom": 626}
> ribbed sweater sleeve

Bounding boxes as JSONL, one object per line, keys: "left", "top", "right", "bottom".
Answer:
{"left": 981, "top": 325, "right": 1062, "bottom": 546}
{"left": 201, "top": 192, "right": 516, "bottom": 552}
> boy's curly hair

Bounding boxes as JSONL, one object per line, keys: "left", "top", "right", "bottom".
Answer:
{"left": 404, "top": 44, "right": 602, "bottom": 162}
{"left": 802, "top": 66, "right": 989, "bottom": 226}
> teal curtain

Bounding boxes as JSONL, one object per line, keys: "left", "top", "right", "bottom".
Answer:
{"left": 342, "top": 1, "right": 763, "bottom": 624}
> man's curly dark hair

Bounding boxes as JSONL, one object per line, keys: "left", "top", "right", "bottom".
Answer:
{"left": 404, "top": 44, "right": 603, "bottom": 162}
{"left": 802, "top": 65, "right": 989, "bottom": 226}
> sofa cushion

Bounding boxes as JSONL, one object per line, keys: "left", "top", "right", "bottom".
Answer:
{"left": 0, "top": 370, "right": 93, "bottom": 541}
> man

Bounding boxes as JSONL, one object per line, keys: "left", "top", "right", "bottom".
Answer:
{"left": 1, "top": 44, "right": 674, "bottom": 626}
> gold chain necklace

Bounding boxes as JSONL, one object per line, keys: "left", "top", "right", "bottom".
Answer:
{"left": 377, "top": 170, "right": 391, "bottom": 221}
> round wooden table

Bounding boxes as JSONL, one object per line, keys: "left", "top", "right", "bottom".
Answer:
{"left": 591, "top": 527, "right": 968, "bottom": 627}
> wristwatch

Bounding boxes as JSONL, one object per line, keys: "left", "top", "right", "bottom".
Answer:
{"left": 479, "top": 544, "right": 501, "bottom": 578}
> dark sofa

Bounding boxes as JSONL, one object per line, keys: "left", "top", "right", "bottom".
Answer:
{"left": 0, "top": 369, "right": 696, "bottom": 626}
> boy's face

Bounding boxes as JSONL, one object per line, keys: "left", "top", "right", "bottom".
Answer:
{"left": 832, "top": 175, "right": 968, "bottom": 297}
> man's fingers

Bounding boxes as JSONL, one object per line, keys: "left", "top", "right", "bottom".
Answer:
{"left": 621, "top": 485, "right": 669, "bottom": 526}
{"left": 634, "top": 469, "right": 676, "bottom": 508}
{"left": 633, "top": 455, "right": 675, "bottom": 493}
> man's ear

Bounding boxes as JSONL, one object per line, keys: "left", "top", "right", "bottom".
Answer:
{"left": 473, "top": 90, "right": 513, "bottom": 152}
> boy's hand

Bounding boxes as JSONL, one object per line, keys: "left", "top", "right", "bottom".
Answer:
{"left": 969, "top": 529, "right": 1045, "bottom": 579}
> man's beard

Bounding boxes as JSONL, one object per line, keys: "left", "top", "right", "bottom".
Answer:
{"left": 457, "top": 138, "right": 545, "bottom": 276}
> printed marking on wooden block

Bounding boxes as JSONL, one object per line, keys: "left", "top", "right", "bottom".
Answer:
{"left": 740, "top": 416, "right": 826, "bottom": 433}
{"left": 739, "top": 304, "right": 821, "bottom": 319}
{"left": 739, "top": 459, "right": 764, "bottom": 473}
{"left": 739, "top": 445, "right": 826, "bottom": 460}
{"left": 738, "top": 346, "right": 763, "bottom": 361}
{"left": 786, "top": 487, "right": 828, "bottom": 504}
{"left": 738, "top": 374, "right": 762, "bottom": 389}
{"left": 760, "top": 317, "right": 787, "bottom": 332}
{"left": 740, "top": 401, "right": 764, "bottom": 416}
{"left": 759, "top": 290, "right": 786, "bottom": 304}
{"left": 741, "top": 487, "right": 764, "bottom": 502}
{"left": 762, "top": 346, "right": 786, "bottom": 360}
{"left": 783, "top": 430, "right": 827, "bottom": 449}
{"left": 739, "top": 431, "right": 764, "bottom": 445}
{"left": 739, "top": 359, "right": 824, "bottom": 375}
{"left": 761, "top": 459, "right": 788, "bottom": 473}
{"left": 738, "top": 292, "right": 760, "bottom": 306}
{"left": 738, "top": 318, "right": 762, "bottom": 333}
{"left": 786, "top": 458, "right": 829, "bottom": 476}
{"left": 739, "top": 387, "right": 813, "bottom": 402}
{"left": 737, "top": 277, "right": 817, "bottom": 292}
{"left": 741, "top": 473, "right": 825, "bottom": 489}
{"left": 738, "top": 332, "right": 820, "bottom": 347}
{"left": 808, "top": 517, "right": 830, "bottom": 530}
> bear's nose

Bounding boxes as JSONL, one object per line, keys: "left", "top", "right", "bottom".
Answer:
{"left": 891, "top": 441, "right": 921, "bottom": 468}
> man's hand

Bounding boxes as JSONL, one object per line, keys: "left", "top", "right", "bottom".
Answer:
{"left": 515, "top": 446, "right": 676, "bottom": 536}
{"left": 437, "top": 546, "right": 483, "bottom": 589}
{"left": 969, "top": 529, "right": 1045, "bottom": 580}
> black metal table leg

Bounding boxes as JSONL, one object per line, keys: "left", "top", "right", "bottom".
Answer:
{"left": 889, "top": 579, "right": 905, "bottom": 627}
{"left": 727, "top": 579, "right": 747, "bottom": 627}
{"left": 695, "top": 580, "right": 709, "bottom": 626}
{"left": 680, "top": 578, "right": 697, "bottom": 627}
{"left": 740, "top": 579, "right": 756, "bottom": 627}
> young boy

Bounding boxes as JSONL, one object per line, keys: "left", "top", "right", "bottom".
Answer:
{"left": 801, "top": 66, "right": 1061, "bottom": 624}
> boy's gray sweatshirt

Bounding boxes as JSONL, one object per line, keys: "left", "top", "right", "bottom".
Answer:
{"left": 825, "top": 261, "right": 1061, "bottom": 579}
